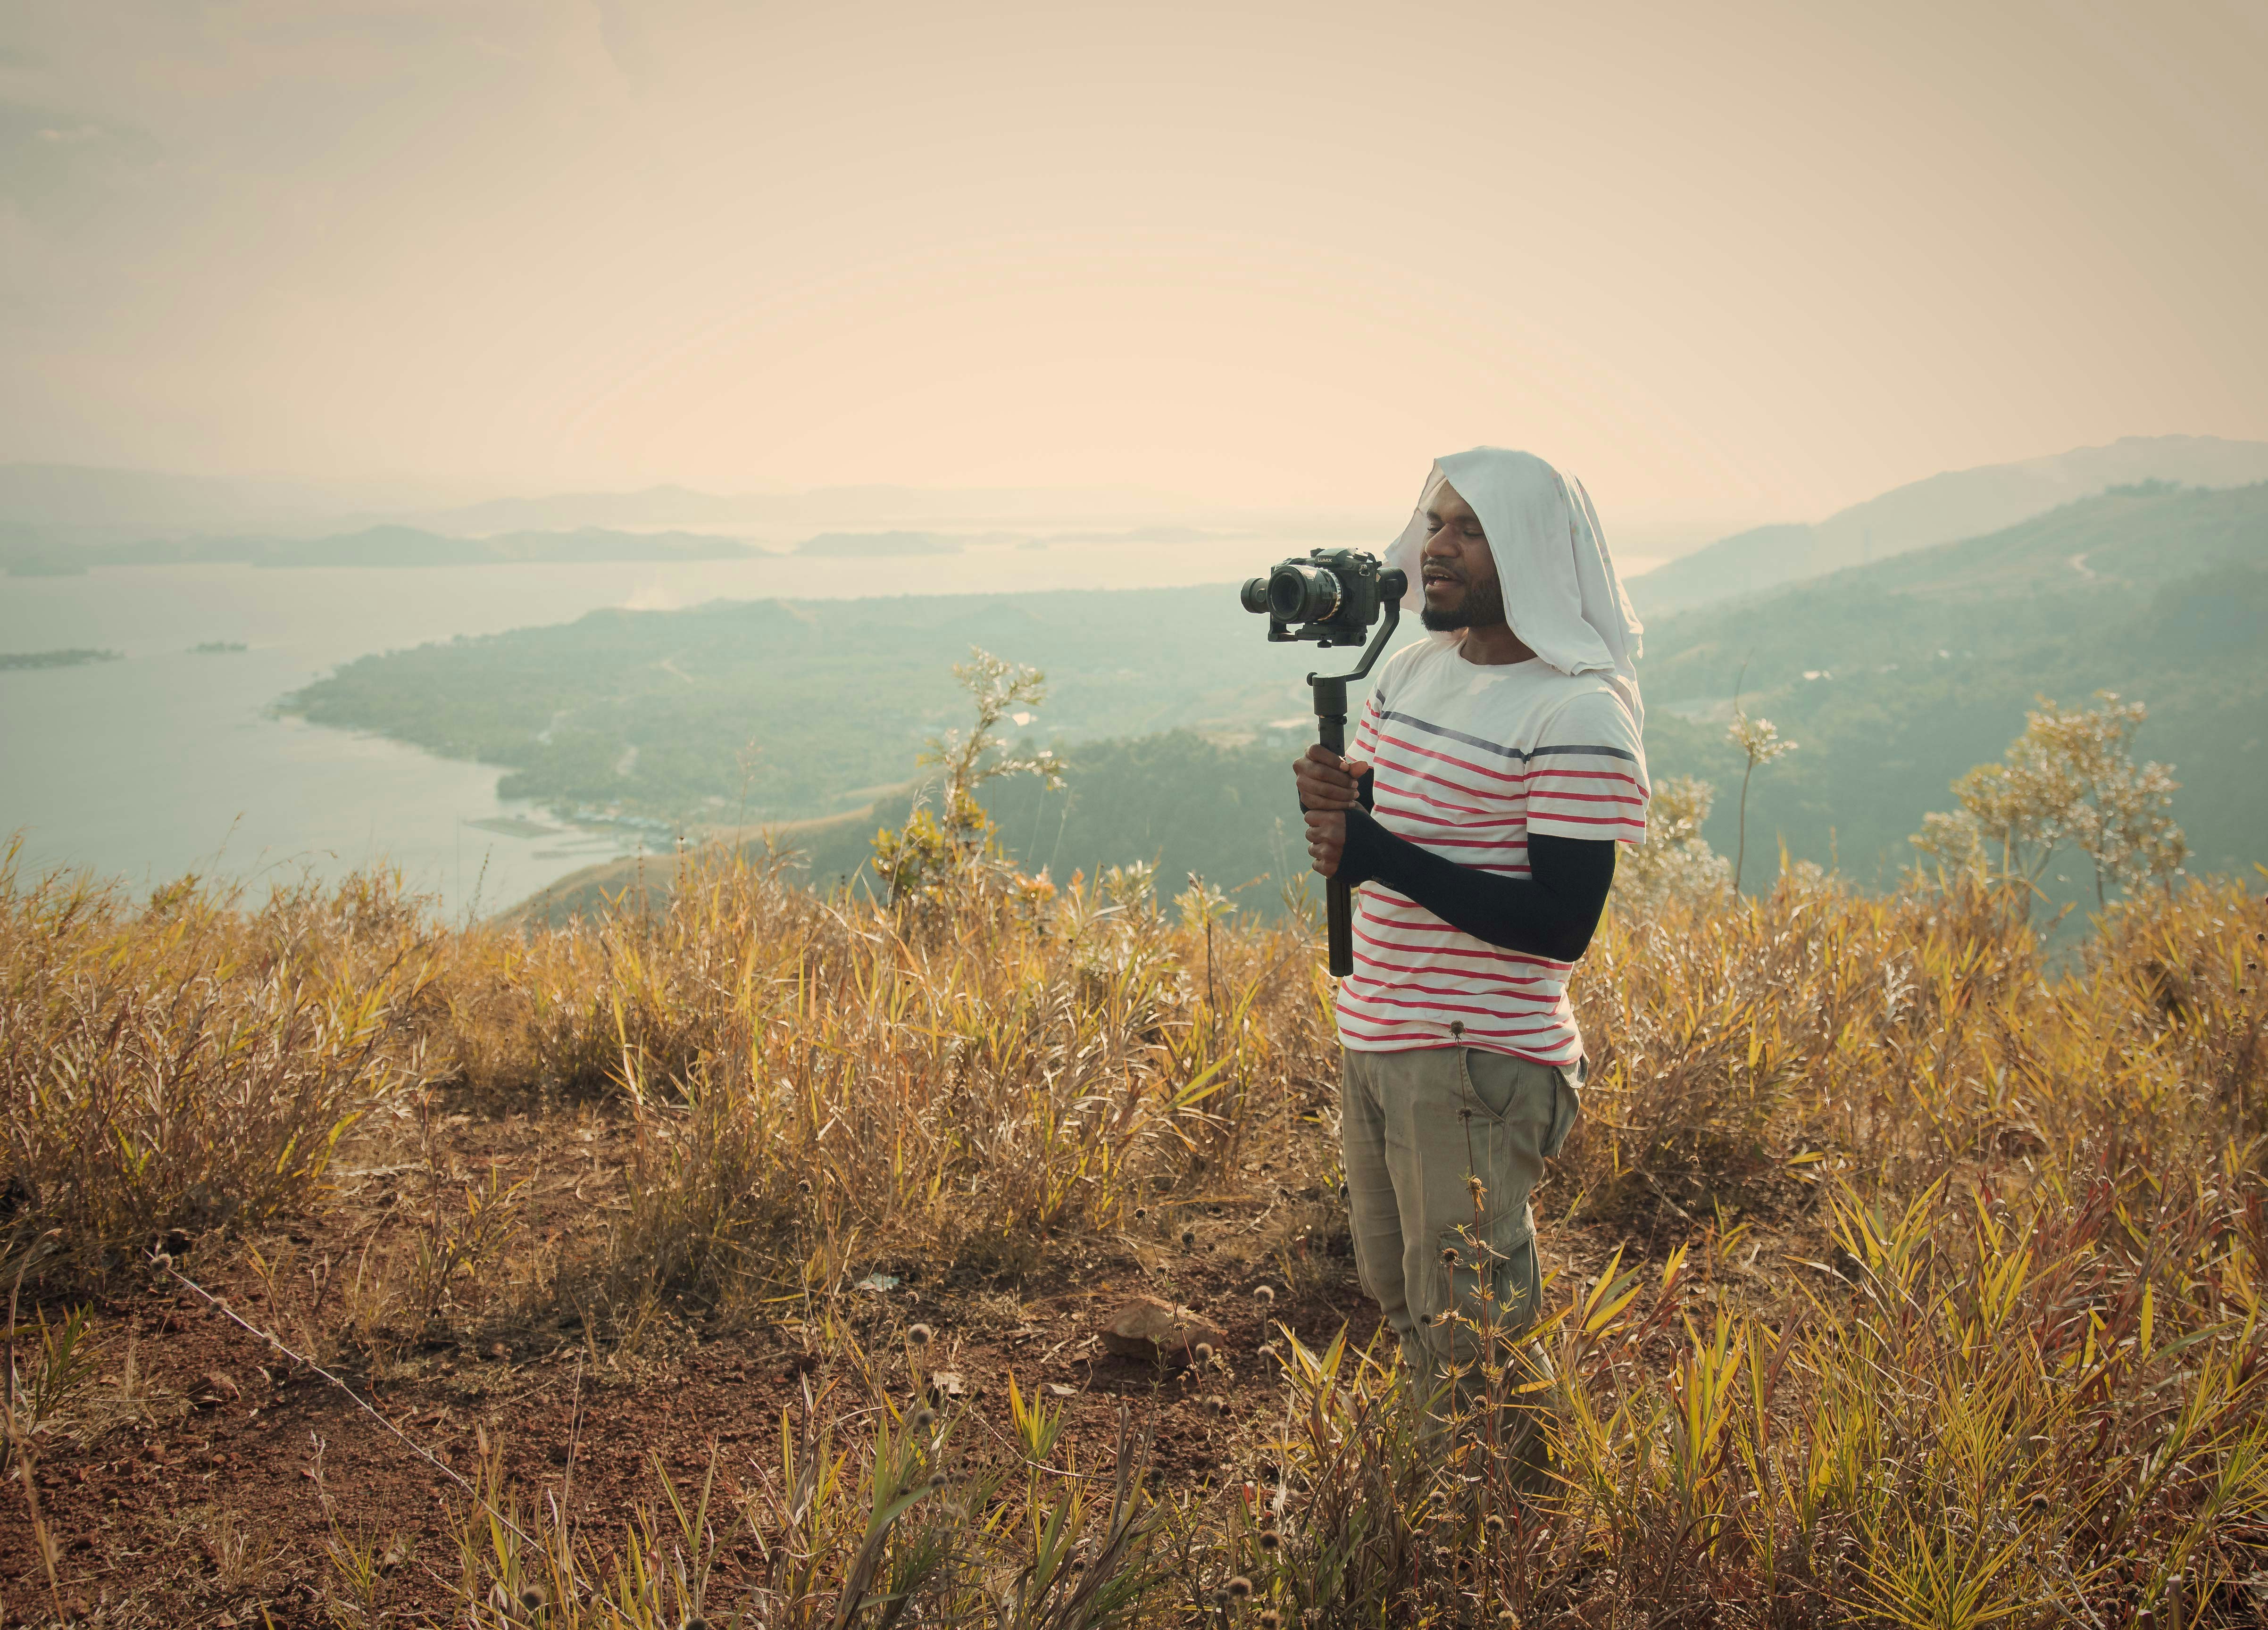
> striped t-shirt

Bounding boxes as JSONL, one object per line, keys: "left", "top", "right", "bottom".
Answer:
{"left": 1336, "top": 639, "right": 1649, "bottom": 1066}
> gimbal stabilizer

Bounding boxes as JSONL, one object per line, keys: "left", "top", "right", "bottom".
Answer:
{"left": 1240, "top": 549, "right": 1407, "bottom": 976}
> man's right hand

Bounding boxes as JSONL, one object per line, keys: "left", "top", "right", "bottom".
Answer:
{"left": 1293, "top": 742, "right": 1369, "bottom": 812}
{"left": 1294, "top": 744, "right": 1369, "bottom": 879}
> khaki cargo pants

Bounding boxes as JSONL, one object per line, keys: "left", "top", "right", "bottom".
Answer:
{"left": 1339, "top": 1044, "right": 1582, "bottom": 1453}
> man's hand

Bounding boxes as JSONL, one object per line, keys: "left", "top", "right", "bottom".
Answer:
{"left": 1293, "top": 744, "right": 1369, "bottom": 878}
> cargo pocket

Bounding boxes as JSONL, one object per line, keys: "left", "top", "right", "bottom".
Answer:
{"left": 1459, "top": 1046, "right": 1521, "bottom": 1121}
{"left": 1540, "top": 1056, "right": 1586, "bottom": 1161}
{"left": 1459, "top": 1047, "right": 1556, "bottom": 1126}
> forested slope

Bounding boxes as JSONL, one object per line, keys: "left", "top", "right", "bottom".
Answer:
{"left": 1634, "top": 482, "right": 2268, "bottom": 891}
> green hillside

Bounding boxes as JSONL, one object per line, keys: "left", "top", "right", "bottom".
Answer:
{"left": 1636, "top": 482, "right": 2268, "bottom": 890}
{"left": 1626, "top": 434, "right": 2268, "bottom": 615}
{"left": 291, "top": 584, "right": 1388, "bottom": 824}
{"left": 789, "top": 731, "right": 1313, "bottom": 903}
{"left": 516, "top": 731, "right": 1321, "bottom": 923}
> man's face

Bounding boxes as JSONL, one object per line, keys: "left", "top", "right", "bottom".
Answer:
{"left": 1418, "top": 481, "right": 1507, "bottom": 632}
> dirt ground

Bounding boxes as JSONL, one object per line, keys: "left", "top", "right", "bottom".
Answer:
{"left": 0, "top": 1087, "right": 1654, "bottom": 1628}
{"left": 2, "top": 1267, "right": 1366, "bottom": 1626}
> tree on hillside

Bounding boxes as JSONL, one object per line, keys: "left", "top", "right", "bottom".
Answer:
{"left": 873, "top": 647, "right": 1067, "bottom": 903}
{"left": 1726, "top": 704, "right": 1797, "bottom": 894}
{"left": 1614, "top": 774, "right": 1732, "bottom": 912}
{"left": 1910, "top": 691, "right": 2186, "bottom": 910}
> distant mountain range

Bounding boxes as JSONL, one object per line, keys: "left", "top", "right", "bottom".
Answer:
{"left": 0, "top": 463, "right": 1269, "bottom": 571}
{"left": 0, "top": 464, "right": 1260, "bottom": 552}
{"left": 15, "top": 438, "right": 2266, "bottom": 584}
{"left": 0, "top": 465, "right": 456, "bottom": 537}
{"left": 1625, "top": 435, "right": 2268, "bottom": 615}
{"left": 1639, "top": 478, "right": 2268, "bottom": 703}
{"left": 408, "top": 484, "right": 1212, "bottom": 537}
{"left": 3, "top": 524, "right": 752, "bottom": 574}
{"left": 787, "top": 526, "right": 1216, "bottom": 556}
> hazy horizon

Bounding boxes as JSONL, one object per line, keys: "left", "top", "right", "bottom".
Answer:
{"left": 7, "top": 2, "right": 2264, "bottom": 543}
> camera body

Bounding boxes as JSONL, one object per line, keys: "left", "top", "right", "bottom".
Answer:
{"left": 1240, "top": 548, "right": 1409, "bottom": 648}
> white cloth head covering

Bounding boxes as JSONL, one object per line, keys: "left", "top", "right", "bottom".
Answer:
{"left": 1383, "top": 447, "right": 1646, "bottom": 734}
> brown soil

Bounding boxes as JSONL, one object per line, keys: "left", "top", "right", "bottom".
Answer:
{"left": 2, "top": 1270, "right": 1360, "bottom": 1627}
{"left": 0, "top": 1092, "right": 1416, "bottom": 1628}
{"left": 0, "top": 1078, "right": 1685, "bottom": 1628}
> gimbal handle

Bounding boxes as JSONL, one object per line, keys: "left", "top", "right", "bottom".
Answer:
{"left": 1309, "top": 596, "right": 1402, "bottom": 978}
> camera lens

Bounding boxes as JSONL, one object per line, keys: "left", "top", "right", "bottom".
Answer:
{"left": 1239, "top": 577, "right": 1273, "bottom": 614}
{"left": 1267, "top": 563, "right": 1341, "bottom": 624}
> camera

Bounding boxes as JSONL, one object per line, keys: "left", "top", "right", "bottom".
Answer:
{"left": 1240, "top": 548, "right": 1409, "bottom": 648}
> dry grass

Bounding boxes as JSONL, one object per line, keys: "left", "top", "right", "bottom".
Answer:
{"left": 3, "top": 831, "right": 2267, "bottom": 1624}
{"left": 0, "top": 839, "right": 438, "bottom": 1270}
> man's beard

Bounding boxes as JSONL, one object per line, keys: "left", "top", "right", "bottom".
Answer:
{"left": 1419, "top": 573, "right": 1507, "bottom": 633}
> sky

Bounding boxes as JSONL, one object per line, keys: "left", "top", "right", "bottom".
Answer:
{"left": 4, "top": 0, "right": 2266, "bottom": 541}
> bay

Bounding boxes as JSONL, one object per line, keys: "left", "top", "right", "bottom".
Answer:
{"left": 0, "top": 535, "right": 1282, "bottom": 915}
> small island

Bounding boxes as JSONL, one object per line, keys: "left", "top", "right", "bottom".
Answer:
{"left": 4, "top": 556, "right": 90, "bottom": 577}
{"left": 192, "top": 641, "right": 250, "bottom": 654}
{"left": 795, "top": 531, "right": 963, "bottom": 557}
{"left": 0, "top": 648, "right": 124, "bottom": 671}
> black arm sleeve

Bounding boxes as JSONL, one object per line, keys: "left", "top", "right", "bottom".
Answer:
{"left": 1335, "top": 805, "right": 1618, "bottom": 962}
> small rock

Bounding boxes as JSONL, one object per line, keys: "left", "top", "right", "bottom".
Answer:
{"left": 1097, "top": 1296, "right": 1225, "bottom": 1367}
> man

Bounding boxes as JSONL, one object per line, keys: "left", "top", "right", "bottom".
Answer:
{"left": 1293, "top": 448, "right": 1647, "bottom": 1452}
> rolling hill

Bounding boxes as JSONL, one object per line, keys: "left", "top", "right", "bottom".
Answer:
{"left": 1634, "top": 480, "right": 2268, "bottom": 893}
{"left": 1626, "top": 434, "right": 2268, "bottom": 616}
